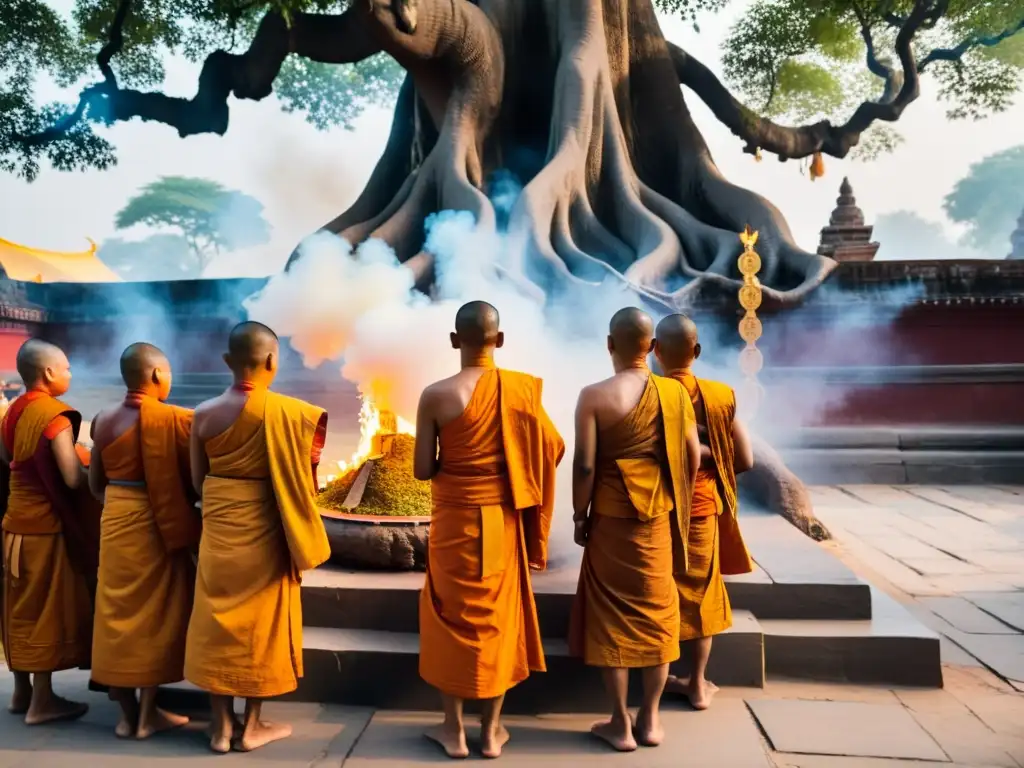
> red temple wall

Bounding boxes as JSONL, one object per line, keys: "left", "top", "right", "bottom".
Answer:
{"left": 0, "top": 326, "right": 34, "bottom": 374}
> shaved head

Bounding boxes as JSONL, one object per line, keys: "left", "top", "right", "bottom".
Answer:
{"left": 16, "top": 339, "right": 68, "bottom": 387}
{"left": 226, "top": 321, "right": 279, "bottom": 373}
{"left": 608, "top": 307, "right": 655, "bottom": 358}
{"left": 119, "top": 342, "right": 170, "bottom": 390}
{"left": 453, "top": 301, "right": 501, "bottom": 347}
{"left": 655, "top": 314, "right": 701, "bottom": 370}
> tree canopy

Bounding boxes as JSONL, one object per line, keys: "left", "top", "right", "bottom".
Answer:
{"left": 1, "top": 0, "right": 1022, "bottom": 181}
{"left": 943, "top": 144, "right": 1024, "bottom": 255}
{"left": 113, "top": 175, "right": 271, "bottom": 275}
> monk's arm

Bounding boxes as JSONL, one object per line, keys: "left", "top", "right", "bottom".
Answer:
{"left": 51, "top": 427, "right": 84, "bottom": 489}
{"left": 189, "top": 413, "right": 210, "bottom": 497}
{"left": 413, "top": 388, "right": 440, "bottom": 481}
{"left": 0, "top": 437, "right": 9, "bottom": 466}
{"left": 311, "top": 412, "right": 328, "bottom": 491}
{"left": 572, "top": 390, "right": 598, "bottom": 525}
{"left": 732, "top": 417, "right": 754, "bottom": 474}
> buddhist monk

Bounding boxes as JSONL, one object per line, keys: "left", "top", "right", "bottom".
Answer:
{"left": 653, "top": 314, "right": 755, "bottom": 711}
{"left": 568, "top": 307, "right": 700, "bottom": 752}
{"left": 0, "top": 339, "right": 94, "bottom": 725}
{"left": 185, "top": 321, "right": 330, "bottom": 753}
{"left": 88, "top": 343, "right": 199, "bottom": 738}
{"left": 414, "top": 301, "right": 564, "bottom": 760}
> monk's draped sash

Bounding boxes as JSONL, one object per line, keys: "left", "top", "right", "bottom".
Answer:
{"left": 91, "top": 397, "right": 199, "bottom": 687}
{"left": 1, "top": 392, "right": 94, "bottom": 673}
{"left": 184, "top": 386, "right": 328, "bottom": 698}
{"left": 420, "top": 368, "right": 564, "bottom": 699}
{"left": 569, "top": 374, "right": 693, "bottom": 668}
{"left": 673, "top": 372, "right": 752, "bottom": 577}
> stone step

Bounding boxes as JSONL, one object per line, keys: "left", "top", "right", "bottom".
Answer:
{"left": 293, "top": 613, "right": 764, "bottom": 713}
{"left": 780, "top": 447, "right": 1024, "bottom": 485}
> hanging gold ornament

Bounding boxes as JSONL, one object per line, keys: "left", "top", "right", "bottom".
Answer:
{"left": 737, "top": 225, "right": 765, "bottom": 420}
{"left": 754, "top": 146, "right": 763, "bottom": 162}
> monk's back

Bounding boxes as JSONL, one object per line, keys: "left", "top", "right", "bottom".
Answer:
{"left": 434, "top": 369, "right": 508, "bottom": 502}
{"left": 99, "top": 416, "right": 143, "bottom": 481}
{"left": 201, "top": 391, "right": 270, "bottom": 479}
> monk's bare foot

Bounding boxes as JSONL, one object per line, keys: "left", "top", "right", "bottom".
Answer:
{"left": 590, "top": 719, "right": 637, "bottom": 752}
{"left": 24, "top": 696, "right": 88, "bottom": 726}
{"left": 115, "top": 713, "right": 137, "bottom": 739}
{"left": 8, "top": 689, "right": 32, "bottom": 715}
{"left": 665, "top": 675, "right": 719, "bottom": 695}
{"left": 209, "top": 732, "right": 232, "bottom": 754}
{"left": 424, "top": 724, "right": 470, "bottom": 759}
{"left": 236, "top": 720, "right": 293, "bottom": 752}
{"left": 137, "top": 708, "right": 189, "bottom": 740}
{"left": 481, "top": 724, "right": 510, "bottom": 759}
{"left": 687, "top": 678, "right": 716, "bottom": 711}
{"left": 633, "top": 708, "right": 664, "bottom": 747}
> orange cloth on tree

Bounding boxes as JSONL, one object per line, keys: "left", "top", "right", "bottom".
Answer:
{"left": 91, "top": 397, "right": 198, "bottom": 688}
{"left": 568, "top": 374, "right": 694, "bottom": 668}
{"left": 419, "top": 367, "right": 564, "bottom": 699}
{"left": 184, "top": 386, "right": 329, "bottom": 698}
{"left": 1, "top": 392, "right": 91, "bottom": 673}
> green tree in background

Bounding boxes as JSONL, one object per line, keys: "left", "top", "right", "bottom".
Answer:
{"left": 943, "top": 145, "right": 1024, "bottom": 256}
{"left": 113, "top": 176, "right": 271, "bottom": 276}
{"left": 97, "top": 233, "right": 192, "bottom": 280}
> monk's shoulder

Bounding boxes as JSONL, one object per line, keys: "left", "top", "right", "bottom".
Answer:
{"left": 698, "top": 378, "right": 736, "bottom": 408}
{"left": 497, "top": 369, "right": 543, "bottom": 402}
{"left": 192, "top": 395, "right": 225, "bottom": 438}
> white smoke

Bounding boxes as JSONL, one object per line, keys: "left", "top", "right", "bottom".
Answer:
{"left": 244, "top": 205, "right": 639, "bottom": 442}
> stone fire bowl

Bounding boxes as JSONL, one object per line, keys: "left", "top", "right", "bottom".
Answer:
{"left": 318, "top": 507, "right": 430, "bottom": 571}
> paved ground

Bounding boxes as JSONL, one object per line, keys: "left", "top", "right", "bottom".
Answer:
{"left": 2, "top": 484, "right": 1023, "bottom": 767}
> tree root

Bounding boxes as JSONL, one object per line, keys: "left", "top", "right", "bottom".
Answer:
{"left": 740, "top": 436, "right": 831, "bottom": 542}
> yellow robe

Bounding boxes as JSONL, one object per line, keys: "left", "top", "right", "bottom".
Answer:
{"left": 1, "top": 393, "right": 92, "bottom": 673}
{"left": 569, "top": 374, "right": 694, "bottom": 668}
{"left": 671, "top": 373, "right": 744, "bottom": 640}
{"left": 91, "top": 398, "right": 198, "bottom": 688}
{"left": 184, "top": 386, "right": 329, "bottom": 698}
{"left": 419, "top": 367, "right": 564, "bottom": 699}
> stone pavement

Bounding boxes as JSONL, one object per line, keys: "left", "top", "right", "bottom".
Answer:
{"left": 2, "top": 484, "right": 1023, "bottom": 767}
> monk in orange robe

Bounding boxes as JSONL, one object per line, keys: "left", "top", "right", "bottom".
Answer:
{"left": 88, "top": 342, "right": 199, "bottom": 738}
{"left": 185, "top": 321, "right": 329, "bottom": 753}
{"left": 653, "top": 314, "right": 755, "bottom": 710}
{"left": 414, "top": 301, "right": 564, "bottom": 759}
{"left": 568, "top": 308, "right": 699, "bottom": 752}
{"left": 0, "top": 339, "right": 96, "bottom": 725}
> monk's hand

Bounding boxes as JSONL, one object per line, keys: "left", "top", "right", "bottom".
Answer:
{"left": 573, "top": 517, "right": 589, "bottom": 547}
{"left": 699, "top": 444, "right": 714, "bottom": 470}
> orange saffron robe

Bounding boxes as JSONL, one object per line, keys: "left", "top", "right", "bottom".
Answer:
{"left": 569, "top": 374, "right": 694, "bottom": 667}
{"left": 1, "top": 392, "right": 93, "bottom": 673}
{"left": 670, "top": 372, "right": 754, "bottom": 641}
{"left": 420, "top": 367, "right": 565, "bottom": 699}
{"left": 91, "top": 396, "right": 199, "bottom": 688}
{"left": 184, "top": 386, "right": 329, "bottom": 698}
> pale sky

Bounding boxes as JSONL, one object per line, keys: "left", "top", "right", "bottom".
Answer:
{"left": 1, "top": 1, "right": 1021, "bottom": 275}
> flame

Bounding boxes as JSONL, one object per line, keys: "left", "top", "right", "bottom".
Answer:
{"left": 336, "top": 396, "right": 415, "bottom": 476}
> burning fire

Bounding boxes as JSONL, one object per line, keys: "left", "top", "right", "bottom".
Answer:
{"left": 335, "top": 396, "right": 415, "bottom": 477}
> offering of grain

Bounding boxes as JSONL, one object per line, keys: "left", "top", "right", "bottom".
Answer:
{"left": 317, "top": 434, "right": 431, "bottom": 517}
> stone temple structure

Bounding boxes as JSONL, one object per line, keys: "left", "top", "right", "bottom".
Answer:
{"left": 816, "top": 178, "right": 880, "bottom": 264}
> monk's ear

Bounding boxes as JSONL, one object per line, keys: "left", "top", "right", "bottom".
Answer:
{"left": 151, "top": 367, "right": 161, "bottom": 386}
{"left": 606, "top": 335, "right": 614, "bottom": 354}
{"left": 265, "top": 351, "right": 276, "bottom": 372}
{"left": 693, "top": 342, "right": 702, "bottom": 360}
{"left": 450, "top": 332, "right": 461, "bottom": 350}
{"left": 494, "top": 331, "right": 504, "bottom": 349}
{"left": 646, "top": 338, "right": 656, "bottom": 354}
{"left": 222, "top": 352, "right": 231, "bottom": 369}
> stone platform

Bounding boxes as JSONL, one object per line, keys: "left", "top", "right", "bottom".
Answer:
{"left": 292, "top": 507, "right": 940, "bottom": 713}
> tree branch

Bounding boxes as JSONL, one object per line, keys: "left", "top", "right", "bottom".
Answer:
{"left": 669, "top": 0, "right": 939, "bottom": 160}
{"left": 14, "top": 7, "right": 382, "bottom": 147}
{"left": 919, "top": 15, "right": 1024, "bottom": 71}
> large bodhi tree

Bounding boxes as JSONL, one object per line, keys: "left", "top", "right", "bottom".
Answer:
{"left": 3, "top": 0, "right": 1023, "bottom": 535}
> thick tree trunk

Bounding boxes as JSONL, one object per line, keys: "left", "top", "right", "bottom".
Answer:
{"left": 283, "top": 0, "right": 832, "bottom": 538}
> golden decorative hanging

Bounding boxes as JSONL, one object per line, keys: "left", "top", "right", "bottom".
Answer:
{"left": 809, "top": 151, "right": 825, "bottom": 181}
{"left": 754, "top": 146, "right": 763, "bottom": 162}
{"left": 737, "top": 226, "right": 765, "bottom": 419}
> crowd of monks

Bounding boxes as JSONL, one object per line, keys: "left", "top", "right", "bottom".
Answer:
{"left": 1, "top": 301, "right": 752, "bottom": 761}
